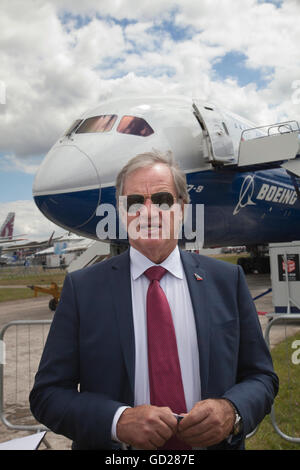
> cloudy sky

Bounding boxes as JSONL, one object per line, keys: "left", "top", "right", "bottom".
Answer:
{"left": 0, "top": 0, "right": 300, "bottom": 240}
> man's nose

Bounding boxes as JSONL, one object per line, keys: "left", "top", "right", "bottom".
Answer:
{"left": 139, "top": 197, "right": 159, "bottom": 217}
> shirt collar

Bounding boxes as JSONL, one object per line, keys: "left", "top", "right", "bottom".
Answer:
{"left": 130, "top": 245, "right": 183, "bottom": 281}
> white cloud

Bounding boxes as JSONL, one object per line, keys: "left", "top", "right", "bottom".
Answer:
{"left": 0, "top": 155, "right": 41, "bottom": 175}
{"left": 71, "top": 17, "right": 125, "bottom": 69}
{"left": 0, "top": 0, "right": 300, "bottom": 239}
{"left": 177, "top": 0, "right": 300, "bottom": 73}
{"left": 0, "top": 200, "right": 66, "bottom": 241}
{"left": 52, "top": 0, "right": 177, "bottom": 21}
{"left": 124, "top": 21, "right": 156, "bottom": 50}
{"left": 1, "top": 0, "right": 299, "bottom": 165}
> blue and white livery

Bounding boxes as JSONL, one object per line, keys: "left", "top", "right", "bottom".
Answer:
{"left": 32, "top": 96, "right": 300, "bottom": 272}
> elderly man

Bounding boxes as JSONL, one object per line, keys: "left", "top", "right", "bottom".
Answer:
{"left": 30, "top": 151, "right": 278, "bottom": 450}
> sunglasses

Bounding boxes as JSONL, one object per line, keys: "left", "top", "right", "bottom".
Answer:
{"left": 123, "top": 191, "right": 175, "bottom": 213}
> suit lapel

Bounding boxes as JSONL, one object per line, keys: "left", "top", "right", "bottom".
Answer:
{"left": 108, "top": 250, "right": 135, "bottom": 400}
{"left": 180, "top": 250, "right": 210, "bottom": 398}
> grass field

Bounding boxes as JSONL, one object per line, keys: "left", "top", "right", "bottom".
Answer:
{"left": 246, "top": 332, "right": 300, "bottom": 450}
{"left": 1, "top": 258, "right": 299, "bottom": 450}
{"left": 213, "top": 253, "right": 250, "bottom": 264}
{"left": 0, "top": 288, "right": 50, "bottom": 302}
{"left": 0, "top": 254, "right": 242, "bottom": 303}
{"left": 0, "top": 267, "right": 66, "bottom": 286}
{"left": 0, "top": 267, "right": 66, "bottom": 302}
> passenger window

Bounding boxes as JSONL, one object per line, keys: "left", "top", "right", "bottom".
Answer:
{"left": 117, "top": 116, "right": 154, "bottom": 137}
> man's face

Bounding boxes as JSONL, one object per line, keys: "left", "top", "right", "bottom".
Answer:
{"left": 121, "top": 164, "right": 183, "bottom": 258}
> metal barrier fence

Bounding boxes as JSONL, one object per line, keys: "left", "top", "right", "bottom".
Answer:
{"left": 0, "top": 315, "right": 299, "bottom": 446}
{"left": 0, "top": 320, "right": 51, "bottom": 432}
{"left": 264, "top": 314, "right": 300, "bottom": 444}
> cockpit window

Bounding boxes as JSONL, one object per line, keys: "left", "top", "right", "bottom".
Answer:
{"left": 117, "top": 116, "right": 154, "bottom": 137}
{"left": 64, "top": 119, "right": 83, "bottom": 136}
{"left": 76, "top": 115, "right": 117, "bottom": 134}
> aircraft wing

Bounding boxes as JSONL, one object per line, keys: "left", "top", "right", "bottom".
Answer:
{"left": 0, "top": 236, "right": 27, "bottom": 244}
{"left": 1, "top": 231, "right": 56, "bottom": 252}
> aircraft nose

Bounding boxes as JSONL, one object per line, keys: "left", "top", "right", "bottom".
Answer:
{"left": 33, "top": 144, "right": 101, "bottom": 230}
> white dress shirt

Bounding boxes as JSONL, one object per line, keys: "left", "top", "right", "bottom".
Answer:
{"left": 111, "top": 245, "right": 201, "bottom": 441}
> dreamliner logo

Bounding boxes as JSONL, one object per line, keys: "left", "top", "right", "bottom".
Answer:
{"left": 233, "top": 175, "right": 256, "bottom": 215}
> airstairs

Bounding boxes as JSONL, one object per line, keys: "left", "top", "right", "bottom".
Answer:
{"left": 238, "top": 121, "right": 300, "bottom": 173}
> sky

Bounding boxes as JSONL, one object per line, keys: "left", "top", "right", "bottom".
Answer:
{"left": 0, "top": 0, "right": 300, "bottom": 240}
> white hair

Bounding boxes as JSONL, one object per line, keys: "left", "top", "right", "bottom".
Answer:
{"left": 115, "top": 150, "right": 190, "bottom": 205}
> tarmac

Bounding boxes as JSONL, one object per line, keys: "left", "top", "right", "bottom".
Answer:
{"left": 0, "top": 273, "right": 299, "bottom": 450}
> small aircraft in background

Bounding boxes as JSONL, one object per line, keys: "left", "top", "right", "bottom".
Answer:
{"left": 0, "top": 212, "right": 28, "bottom": 265}
{"left": 0, "top": 225, "right": 57, "bottom": 265}
{"left": 32, "top": 96, "right": 300, "bottom": 273}
{"left": 0, "top": 212, "right": 27, "bottom": 243}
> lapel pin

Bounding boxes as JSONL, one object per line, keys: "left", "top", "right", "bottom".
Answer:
{"left": 194, "top": 273, "right": 203, "bottom": 281}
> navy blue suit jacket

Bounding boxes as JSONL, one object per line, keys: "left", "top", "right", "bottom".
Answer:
{"left": 30, "top": 249, "right": 278, "bottom": 450}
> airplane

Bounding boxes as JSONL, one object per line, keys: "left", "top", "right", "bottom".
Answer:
{"left": 1, "top": 230, "right": 89, "bottom": 258}
{"left": 1, "top": 230, "right": 56, "bottom": 257}
{"left": 0, "top": 212, "right": 27, "bottom": 243}
{"left": 0, "top": 212, "right": 14, "bottom": 240}
{"left": 32, "top": 95, "right": 300, "bottom": 273}
{"left": 0, "top": 227, "right": 56, "bottom": 262}
{"left": 0, "top": 212, "right": 27, "bottom": 264}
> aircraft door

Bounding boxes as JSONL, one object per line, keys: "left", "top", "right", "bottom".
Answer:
{"left": 193, "top": 102, "right": 235, "bottom": 164}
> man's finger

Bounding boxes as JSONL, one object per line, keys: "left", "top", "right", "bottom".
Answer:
{"left": 177, "top": 414, "right": 212, "bottom": 439}
{"left": 178, "top": 426, "right": 216, "bottom": 448}
{"left": 178, "top": 402, "right": 209, "bottom": 431}
{"left": 158, "top": 407, "right": 178, "bottom": 433}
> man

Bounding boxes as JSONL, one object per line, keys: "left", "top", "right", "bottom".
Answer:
{"left": 30, "top": 151, "right": 278, "bottom": 450}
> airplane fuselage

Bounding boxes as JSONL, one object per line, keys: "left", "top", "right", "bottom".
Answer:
{"left": 33, "top": 96, "right": 300, "bottom": 248}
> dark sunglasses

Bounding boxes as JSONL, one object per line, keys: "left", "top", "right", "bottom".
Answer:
{"left": 124, "top": 191, "right": 175, "bottom": 213}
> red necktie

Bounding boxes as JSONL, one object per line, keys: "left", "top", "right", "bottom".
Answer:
{"left": 144, "top": 266, "right": 191, "bottom": 450}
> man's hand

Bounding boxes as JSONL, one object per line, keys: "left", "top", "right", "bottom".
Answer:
{"left": 177, "top": 399, "right": 235, "bottom": 448}
{"left": 116, "top": 404, "right": 178, "bottom": 450}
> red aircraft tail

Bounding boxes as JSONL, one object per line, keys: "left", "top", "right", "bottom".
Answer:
{"left": 0, "top": 212, "right": 15, "bottom": 239}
